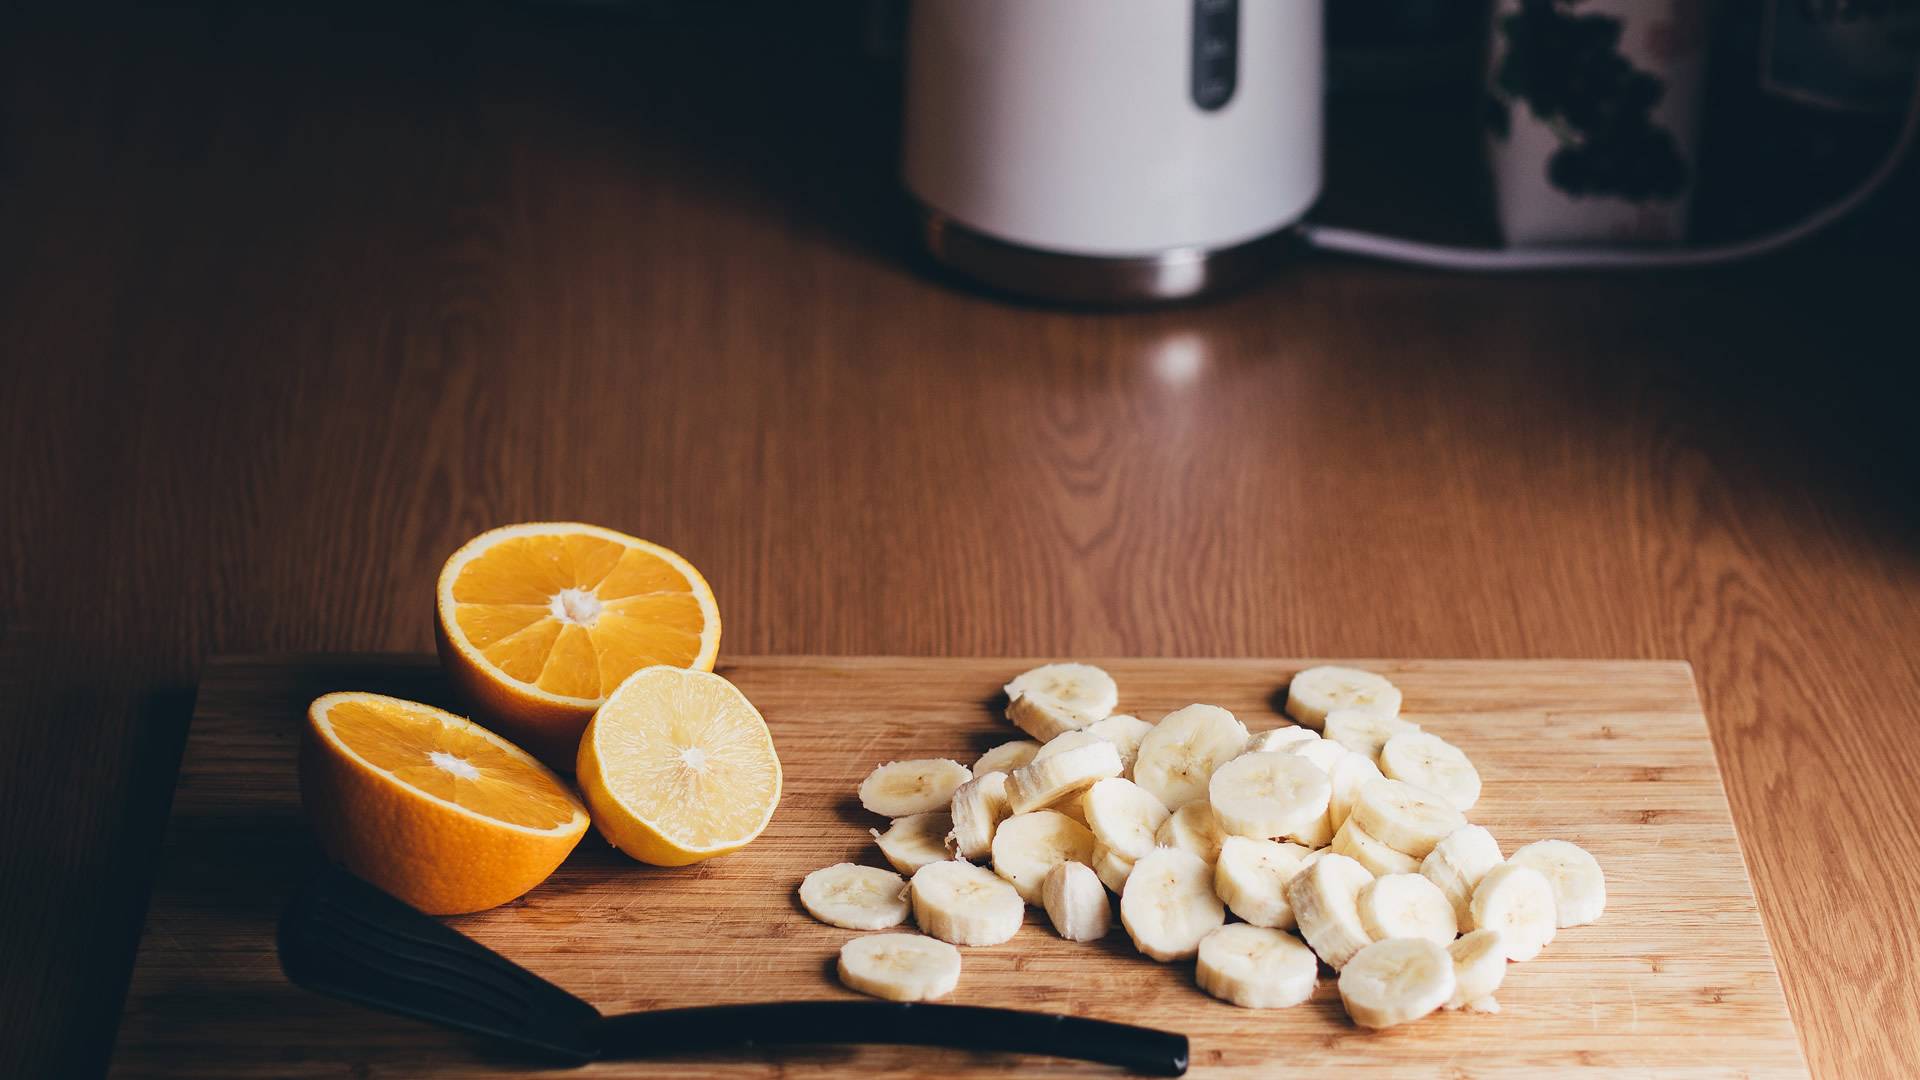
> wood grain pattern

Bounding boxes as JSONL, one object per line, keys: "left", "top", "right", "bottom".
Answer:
{"left": 4, "top": 6, "right": 1919, "bottom": 1079}
{"left": 112, "top": 655, "right": 1804, "bottom": 1078}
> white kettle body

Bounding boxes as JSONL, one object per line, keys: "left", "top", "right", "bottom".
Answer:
{"left": 903, "top": 0, "right": 1325, "bottom": 303}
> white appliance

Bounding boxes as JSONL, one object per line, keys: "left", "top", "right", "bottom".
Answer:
{"left": 903, "top": 0, "right": 1325, "bottom": 303}
{"left": 899, "top": 0, "right": 1917, "bottom": 301}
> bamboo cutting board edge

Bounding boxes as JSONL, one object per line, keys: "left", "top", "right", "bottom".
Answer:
{"left": 112, "top": 654, "right": 1807, "bottom": 1078}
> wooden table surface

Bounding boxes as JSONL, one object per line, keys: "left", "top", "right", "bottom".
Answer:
{"left": 3, "top": 4, "right": 1917, "bottom": 1078}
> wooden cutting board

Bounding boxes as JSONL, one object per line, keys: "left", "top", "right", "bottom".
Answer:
{"left": 111, "top": 655, "right": 1805, "bottom": 1078}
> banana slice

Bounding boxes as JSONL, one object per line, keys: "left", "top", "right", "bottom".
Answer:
{"left": 1508, "top": 839, "right": 1606, "bottom": 927}
{"left": 1285, "top": 851, "right": 1376, "bottom": 969}
{"left": 1082, "top": 777, "right": 1171, "bottom": 862}
{"left": 1195, "top": 923, "right": 1318, "bottom": 1009}
{"left": 1004, "top": 663, "right": 1118, "bottom": 740}
{"left": 1244, "top": 726, "right": 1320, "bottom": 755}
{"left": 1338, "top": 938, "right": 1455, "bottom": 1029}
{"left": 1285, "top": 666, "right": 1404, "bottom": 732}
{"left": 1042, "top": 861, "right": 1111, "bottom": 941}
{"left": 1005, "top": 740, "right": 1123, "bottom": 815}
{"left": 1356, "top": 873, "right": 1458, "bottom": 944}
{"left": 1154, "top": 800, "right": 1227, "bottom": 865}
{"left": 1214, "top": 836, "right": 1312, "bottom": 929}
{"left": 1286, "top": 806, "right": 1335, "bottom": 850}
{"left": 1119, "top": 848, "right": 1225, "bottom": 961}
{"left": 1132, "top": 704, "right": 1249, "bottom": 810}
{"left": 1281, "top": 736, "right": 1348, "bottom": 776}
{"left": 1420, "top": 824, "right": 1504, "bottom": 928}
{"left": 1470, "top": 863, "right": 1558, "bottom": 961}
{"left": 1208, "top": 752, "right": 1331, "bottom": 840}
{"left": 1444, "top": 928, "right": 1509, "bottom": 1009}
{"left": 1323, "top": 709, "right": 1421, "bottom": 762}
{"left": 859, "top": 759, "right": 973, "bottom": 817}
{"left": 1082, "top": 714, "right": 1154, "bottom": 778}
{"left": 1032, "top": 728, "right": 1104, "bottom": 762}
{"left": 1379, "top": 731, "right": 1481, "bottom": 811}
{"left": 1350, "top": 778, "right": 1465, "bottom": 859}
{"left": 991, "top": 809, "right": 1096, "bottom": 904}
{"left": 837, "top": 933, "right": 961, "bottom": 1002}
{"left": 1331, "top": 818, "right": 1420, "bottom": 876}
{"left": 910, "top": 858, "right": 1025, "bottom": 946}
{"left": 1327, "top": 750, "right": 1385, "bottom": 833}
{"left": 973, "top": 739, "right": 1041, "bottom": 776}
{"left": 945, "top": 770, "right": 1011, "bottom": 861}
{"left": 871, "top": 811, "right": 954, "bottom": 875}
{"left": 1092, "top": 842, "right": 1136, "bottom": 894}
{"left": 798, "top": 863, "right": 911, "bottom": 930}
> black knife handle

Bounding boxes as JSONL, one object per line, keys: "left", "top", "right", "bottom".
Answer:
{"left": 595, "top": 1001, "right": 1189, "bottom": 1076}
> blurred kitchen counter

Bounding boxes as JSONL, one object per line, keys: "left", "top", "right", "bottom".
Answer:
{"left": 3, "top": 4, "right": 1916, "bottom": 1077}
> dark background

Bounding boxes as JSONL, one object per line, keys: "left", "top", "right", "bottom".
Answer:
{"left": 3, "top": 2, "right": 1917, "bottom": 1076}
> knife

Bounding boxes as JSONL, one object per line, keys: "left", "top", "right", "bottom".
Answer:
{"left": 278, "top": 866, "right": 1190, "bottom": 1075}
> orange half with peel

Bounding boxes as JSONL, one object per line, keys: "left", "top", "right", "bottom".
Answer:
{"left": 300, "top": 692, "right": 588, "bottom": 914}
{"left": 435, "top": 522, "right": 721, "bottom": 766}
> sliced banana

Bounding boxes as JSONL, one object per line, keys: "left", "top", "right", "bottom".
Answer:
{"left": 1323, "top": 709, "right": 1421, "bottom": 762}
{"left": 1132, "top": 704, "right": 1249, "bottom": 810}
{"left": 1350, "top": 778, "right": 1466, "bottom": 859}
{"left": 1119, "top": 848, "right": 1225, "bottom": 962}
{"left": 1208, "top": 752, "right": 1331, "bottom": 840}
{"left": 1327, "top": 749, "right": 1385, "bottom": 833}
{"left": 1007, "top": 695, "right": 1095, "bottom": 742}
{"left": 870, "top": 811, "right": 954, "bottom": 875}
{"left": 798, "top": 863, "right": 910, "bottom": 930}
{"left": 1032, "top": 728, "right": 1105, "bottom": 762}
{"left": 1421, "top": 824, "right": 1504, "bottom": 929}
{"left": 1356, "top": 873, "right": 1458, "bottom": 944}
{"left": 910, "top": 858, "right": 1025, "bottom": 946}
{"left": 1244, "top": 725, "right": 1321, "bottom": 755}
{"left": 1470, "top": 863, "right": 1558, "bottom": 961}
{"left": 1082, "top": 777, "right": 1171, "bottom": 862}
{"left": 1331, "top": 819, "right": 1420, "bottom": 876}
{"left": 1379, "top": 730, "right": 1481, "bottom": 811}
{"left": 1091, "top": 842, "right": 1136, "bottom": 894}
{"left": 1154, "top": 800, "right": 1227, "bottom": 865}
{"left": 859, "top": 758, "right": 973, "bottom": 817}
{"left": 1444, "top": 928, "right": 1508, "bottom": 1009}
{"left": 1284, "top": 666, "right": 1403, "bottom": 732}
{"left": 1082, "top": 713, "right": 1154, "bottom": 778}
{"left": 1195, "top": 923, "right": 1318, "bottom": 1009}
{"left": 1004, "top": 740, "right": 1123, "bottom": 815}
{"left": 1283, "top": 735, "right": 1348, "bottom": 773}
{"left": 1285, "top": 851, "right": 1376, "bottom": 970}
{"left": 837, "top": 933, "right": 961, "bottom": 1002}
{"left": 991, "top": 809, "right": 1096, "bottom": 904}
{"left": 1214, "top": 836, "right": 1311, "bottom": 929}
{"left": 1508, "top": 839, "right": 1606, "bottom": 927}
{"left": 1338, "top": 937, "right": 1455, "bottom": 1029}
{"left": 1042, "top": 861, "right": 1111, "bottom": 941}
{"left": 945, "top": 770, "right": 1011, "bottom": 861}
{"left": 1004, "top": 663, "right": 1118, "bottom": 740}
{"left": 972, "top": 739, "right": 1041, "bottom": 776}
{"left": 1286, "top": 806, "right": 1335, "bottom": 850}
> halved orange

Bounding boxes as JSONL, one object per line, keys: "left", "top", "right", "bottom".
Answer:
{"left": 300, "top": 692, "right": 588, "bottom": 914}
{"left": 576, "top": 666, "right": 782, "bottom": 866}
{"left": 435, "top": 522, "right": 721, "bottom": 767}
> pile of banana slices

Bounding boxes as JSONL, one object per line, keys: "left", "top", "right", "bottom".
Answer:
{"left": 802, "top": 663, "right": 1607, "bottom": 1030}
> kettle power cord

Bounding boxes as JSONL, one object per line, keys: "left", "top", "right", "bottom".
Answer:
{"left": 1293, "top": 71, "right": 1920, "bottom": 272}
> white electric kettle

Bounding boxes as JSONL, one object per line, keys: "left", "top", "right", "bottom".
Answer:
{"left": 902, "top": 0, "right": 1326, "bottom": 303}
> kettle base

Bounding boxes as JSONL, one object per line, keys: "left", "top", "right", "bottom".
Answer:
{"left": 918, "top": 208, "right": 1298, "bottom": 307}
